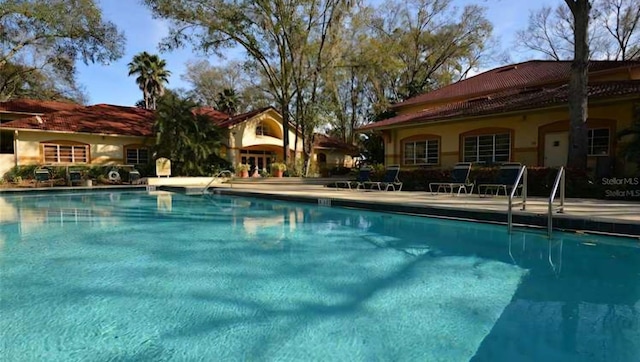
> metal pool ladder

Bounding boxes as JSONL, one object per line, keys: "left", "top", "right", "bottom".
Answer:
{"left": 507, "top": 165, "right": 528, "bottom": 234}
{"left": 547, "top": 167, "right": 566, "bottom": 238}
{"left": 202, "top": 170, "right": 233, "bottom": 194}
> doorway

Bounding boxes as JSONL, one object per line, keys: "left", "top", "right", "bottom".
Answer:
{"left": 544, "top": 131, "right": 568, "bottom": 167}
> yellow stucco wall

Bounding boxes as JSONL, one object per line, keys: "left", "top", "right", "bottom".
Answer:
{"left": 314, "top": 150, "right": 354, "bottom": 169}
{"left": 227, "top": 109, "right": 306, "bottom": 165}
{"left": 13, "top": 131, "right": 149, "bottom": 166}
{"left": 385, "top": 100, "right": 637, "bottom": 175}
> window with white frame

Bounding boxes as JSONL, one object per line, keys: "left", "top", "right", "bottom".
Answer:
{"left": 587, "top": 128, "right": 609, "bottom": 156}
{"left": 43, "top": 143, "right": 89, "bottom": 163}
{"left": 403, "top": 139, "right": 439, "bottom": 165}
{"left": 126, "top": 147, "right": 149, "bottom": 164}
{"left": 463, "top": 133, "right": 510, "bottom": 163}
{"left": 256, "top": 122, "right": 268, "bottom": 136}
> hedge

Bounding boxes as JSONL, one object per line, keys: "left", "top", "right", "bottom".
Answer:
{"left": 329, "top": 166, "right": 639, "bottom": 201}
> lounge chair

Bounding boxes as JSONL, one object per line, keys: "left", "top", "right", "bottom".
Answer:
{"left": 429, "top": 162, "right": 474, "bottom": 196}
{"left": 335, "top": 166, "right": 371, "bottom": 190}
{"left": 68, "top": 170, "right": 83, "bottom": 186}
{"left": 478, "top": 163, "right": 524, "bottom": 197}
{"left": 365, "top": 165, "right": 403, "bottom": 191}
{"left": 34, "top": 168, "right": 53, "bottom": 187}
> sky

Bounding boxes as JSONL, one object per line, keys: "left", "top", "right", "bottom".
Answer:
{"left": 76, "top": 0, "right": 557, "bottom": 107}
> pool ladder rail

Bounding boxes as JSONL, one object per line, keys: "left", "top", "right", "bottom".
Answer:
{"left": 507, "top": 165, "right": 528, "bottom": 234}
{"left": 202, "top": 170, "right": 234, "bottom": 194}
{"left": 547, "top": 166, "right": 566, "bottom": 238}
{"left": 507, "top": 166, "right": 566, "bottom": 238}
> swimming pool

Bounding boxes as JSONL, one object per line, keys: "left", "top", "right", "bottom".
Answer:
{"left": 0, "top": 191, "right": 638, "bottom": 361}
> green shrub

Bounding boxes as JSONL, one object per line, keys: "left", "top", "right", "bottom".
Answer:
{"left": 4, "top": 165, "right": 39, "bottom": 182}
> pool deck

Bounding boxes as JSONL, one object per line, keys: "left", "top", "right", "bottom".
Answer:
{"left": 169, "top": 181, "right": 640, "bottom": 238}
{"left": 1, "top": 180, "right": 638, "bottom": 237}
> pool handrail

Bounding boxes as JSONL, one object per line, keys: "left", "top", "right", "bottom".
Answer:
{"left": 507, "top": 165, "right": 527, "bottom": 234}
{"left": 547, "top": 167, "right": 566, "bottom": 238}
{"left": 203, "top": 170, "right": 234, "bottom": 194}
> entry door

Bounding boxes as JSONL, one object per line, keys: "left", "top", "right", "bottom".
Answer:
{"left": 544, "top": 132, "right": 569, "bottom": 167}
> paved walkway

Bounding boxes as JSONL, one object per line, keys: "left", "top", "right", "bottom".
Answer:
{"left": 188, "top": 182, "right": 640, "bottom": 237}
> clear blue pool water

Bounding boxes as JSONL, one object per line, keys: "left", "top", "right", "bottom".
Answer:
{"left": 0, "top": 191, "right": 638, "bottom": 361}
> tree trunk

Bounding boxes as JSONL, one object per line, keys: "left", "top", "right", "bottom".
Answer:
{"left": 281, "top": 98, "right": 290, "bottom": 163}
{"left": 566, "top": 0, "right": 590, "bottom": 171}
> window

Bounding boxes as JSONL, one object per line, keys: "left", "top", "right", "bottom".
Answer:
{"left": 126, "top": 147, "right": 149, "bottom": 164}
{"left": 0, "top": 131, "right": 14, "bottom": 154}
{"left": 588, "top": 128, "right": 609, "bottom": 156}
{"left": 463, "top": 133, "right": 510, "bottom": 163}
{"left": 43, "top": 143, "right": 89, "bottom": 163}
{"left": 256, "top": 122, "right": 268, "bottom": 136}
{"left": 256, "top": 122, "right": 278, "bottom": 137}
{"left": 403, "top": 139, "right": 439, "bottom": 165}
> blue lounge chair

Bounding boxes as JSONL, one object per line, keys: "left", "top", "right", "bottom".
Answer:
{"left": 365, "top": 165, "right": 403, "bottom": 191}
{"left": 68, "top": 170, "right": 83, "bottom": 186}
{"left": 478, "top": 163, "right": 524, "bottom": 197}
{"left": 429, "top": 162, "right": 474, "bottom": 196}
{"left": 335, "top": 166, "right": 371, "bottom": 190}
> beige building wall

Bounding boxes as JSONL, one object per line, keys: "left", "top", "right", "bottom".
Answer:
{"left": 314, "top": 150, "right": 354, "bottom": 169}
{"left": 13, "top": 130, "right": 148, "bottom": 166}
{"left": 0, "top": 154, "right": 14, "bottom": 177}
{"left": 227, "top": 110, "right": 304, "bottom": 165}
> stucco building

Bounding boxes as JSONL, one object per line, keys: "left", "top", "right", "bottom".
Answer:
{"left": 360, "top": 60, "right": 640, "bottom": 176}
{"left": 0, "top": 100, "right": 355, "bottom": 177}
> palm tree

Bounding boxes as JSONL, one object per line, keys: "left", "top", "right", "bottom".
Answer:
{"left": 127, "top": 52, "right": 171, "bottom": 110}
{"left": 153, "top": 92, "right": 227, "bottom": 176}
{"left": 215, "top": 88, "right": 240, "bottom": 115}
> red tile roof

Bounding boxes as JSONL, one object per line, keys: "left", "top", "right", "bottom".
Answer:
{"left": 0, "top": 98, "right": 80, "bottom": 114}
{"left": 314, "top": 134, "right": 359, "bottom": 154}
{"left": 1, "top": 104, "right": 156, "bottom": 136}
{"left": 395, "top": 60, "right": 640, "bottom": 109}
{"left": 0, "top": 103, "right": 286, "bottom": 137}
{"left": 360, "top": 80, "right": 640, "bottom": 131}
{"left": 218, "top": 107, "right": 277, "bottom": 128}
{"left": 193, "top": 107, "right": 231, "bottom": 125}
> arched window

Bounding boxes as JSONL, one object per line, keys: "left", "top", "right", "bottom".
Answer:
{"left": 256, "top": 122, "right": 269, "bottom": 136}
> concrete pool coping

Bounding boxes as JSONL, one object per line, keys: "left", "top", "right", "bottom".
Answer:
{"left": 162, "top": 183, "right": 640, "bottom": 238}
{"left": 1, "top": 182, "right": 638, "bottom": 238}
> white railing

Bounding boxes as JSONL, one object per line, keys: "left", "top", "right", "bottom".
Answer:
{"left": 547, "top": 167, "right": 566, "bottom": 238}
{"left": 202, "top": 170, "right": 233, "bottom": 194}
{"left": 507, "top": 165, "right": 528, "bottom": 234}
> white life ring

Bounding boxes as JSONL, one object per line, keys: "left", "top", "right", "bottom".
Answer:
{"left": 108, "top": 170, "right": 121, "bottom": 181}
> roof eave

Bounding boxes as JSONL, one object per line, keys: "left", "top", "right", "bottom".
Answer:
{"left": 362, "top": 93, "right": 640, "bottom": 132}
{"left": 1, "top": 127, "right": 151, "bottom": 138}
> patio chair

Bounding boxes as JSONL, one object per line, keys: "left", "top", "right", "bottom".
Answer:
{"left": 335, "top": 166, "right": 371, "bottom": 190}
{"left": 68, "top": 169, "right": 83, "bottom": 186}
{"left": 34, "top": 168, "right": 53, "bottom": 187}
{"left": 477, "top": 162, "right": 524, "bottom": 197}
{"left": 429, "top": 162, "right": 474, "bottom": 196}
{"left": 365, "top": 165, "right": 403, "bottom": 191}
